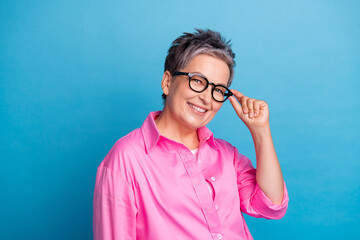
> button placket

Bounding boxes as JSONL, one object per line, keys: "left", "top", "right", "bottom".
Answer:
{"left": 181, "top": 148, "right": 223, "bottom": 238}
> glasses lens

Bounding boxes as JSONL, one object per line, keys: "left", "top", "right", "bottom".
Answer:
{"left": 213, "top": 86, "right": 229, "bottom": 102}
{"left": 189, "top": 75, "right": 208, "bottom": 92}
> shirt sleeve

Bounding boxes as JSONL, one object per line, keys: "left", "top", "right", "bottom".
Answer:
{"left": 234, "top": 147, "right": 289, "bottom": 220}
{"left": 93, "top": 166, "right": 138, "bottom": 240}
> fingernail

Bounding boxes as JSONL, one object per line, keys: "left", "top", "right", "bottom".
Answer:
{"left": 250, "top": 113, "right": 253, "bottom": 117}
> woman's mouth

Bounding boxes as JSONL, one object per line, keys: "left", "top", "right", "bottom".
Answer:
{"left": 188, "top": 103, "right": 207, "bottom": 113}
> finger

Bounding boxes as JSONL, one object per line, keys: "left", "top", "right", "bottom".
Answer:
{"left": 247, "top": 98, "right": 254, "bottom": 118}
{"left": 253, "top": 100, "right": 261, "bottom": 117}
{"left": 228, "top": 96, "right": 244, "bottom": 117}
{"left": 231, "top": 89, "right": 249, "bottom": 114}
{"left": 240, "top": 96, "right": 249, "bottom": 114}
{"left": 230, "top": 89, "right": 245, "bottom": 99}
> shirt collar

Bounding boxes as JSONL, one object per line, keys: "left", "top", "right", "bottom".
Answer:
{"left": 141, "top": 111, "right": 219, "bottom": 153}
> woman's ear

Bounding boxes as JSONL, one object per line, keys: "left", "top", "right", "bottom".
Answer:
{"left": 161, "top": 70, "right": 172, "bottom": 96}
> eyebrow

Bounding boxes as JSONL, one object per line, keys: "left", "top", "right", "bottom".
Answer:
{"left": 191, "top": 71, "right": 207, "bottom": 78}
{"left": 191, "top": 72, "right": 228, "bottom": 87}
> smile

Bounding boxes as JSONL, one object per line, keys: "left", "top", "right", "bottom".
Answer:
{"left": 188, "top": 103, "right": 207, "bottom": 113}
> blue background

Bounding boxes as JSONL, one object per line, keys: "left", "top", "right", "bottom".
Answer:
{"left": 1, "top": 0, "right": 359, "bottom": 239}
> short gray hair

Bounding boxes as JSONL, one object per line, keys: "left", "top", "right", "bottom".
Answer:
{"left": 162, "top": 28, "right": 236, "bottom": 100}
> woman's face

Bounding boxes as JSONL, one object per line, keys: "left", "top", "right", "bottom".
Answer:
{"left": 163, "top": 54, "right": 230, "bottom": 131}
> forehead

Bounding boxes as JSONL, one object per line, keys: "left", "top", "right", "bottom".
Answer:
{"left": 182, "top": 54, "right": 230, "bottom": 86}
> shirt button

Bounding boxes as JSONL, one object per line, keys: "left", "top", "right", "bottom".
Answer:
{"left": 217, "top": 234, "right": 223, "bottom": 239}
{"left": 215, "top": 204, "right": 219, "bottom": 210}
{"left": 211, "top": 176, "right": 216, "bottom": 181}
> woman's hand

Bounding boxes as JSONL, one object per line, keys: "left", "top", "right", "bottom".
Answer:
{"left": 228, "top": 89, "right": 270, "bottom": 132}
{"left": 229, "top": 89, "right": 285, "bottom": 205}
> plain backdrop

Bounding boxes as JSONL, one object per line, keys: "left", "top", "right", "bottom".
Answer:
{"left": 1, "top": 0, "right": 359, "bottom": 239}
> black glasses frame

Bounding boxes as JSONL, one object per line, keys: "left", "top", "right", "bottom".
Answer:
{"left": 173, "top": 71, "right": 233, "bottom": 102}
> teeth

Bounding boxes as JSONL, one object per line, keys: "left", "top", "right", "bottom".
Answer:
{"left": 189, "top": 103, "right": 206, "bottom": 113}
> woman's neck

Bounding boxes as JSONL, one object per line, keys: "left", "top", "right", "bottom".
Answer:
{"left": 155, "top": 109, "right": 199, "bottom": 150}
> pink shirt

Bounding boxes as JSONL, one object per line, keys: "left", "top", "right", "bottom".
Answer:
{"left": 93, "top": 111, "right": 289, "bottom": 240}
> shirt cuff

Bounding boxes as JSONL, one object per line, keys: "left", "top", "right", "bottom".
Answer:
{"left": 250, "top": 181, "right": 289, "bottom": 219}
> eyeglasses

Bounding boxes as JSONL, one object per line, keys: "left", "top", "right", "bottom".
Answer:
{"left": 173, "top": 71, "right": 233, "bottom": 102}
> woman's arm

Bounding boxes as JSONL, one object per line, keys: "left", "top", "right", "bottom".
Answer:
{"left": 229, "top": 89, "right": 285, "bottom": 205}
{"left": 93, "top": 166, "right": 137, "bottom": 240}
{"left": 250, "top": 125, "right": 284, "bottom": 205}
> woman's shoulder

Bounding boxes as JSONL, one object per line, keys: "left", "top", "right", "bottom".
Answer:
{"left": 97, "top": 128, "right": 145, "bottom": 173}
{"left": 212, "top": 137, "right": 248, "bottom": 159}
{"left": 114, "top": 128, "right": 145, "bottom": 151}
{"left": 213, "top": 137, "right": 236, "bottom": 151}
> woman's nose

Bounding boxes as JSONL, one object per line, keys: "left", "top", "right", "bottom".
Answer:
{"left": 199, "top": 86, "right": 212, "bottom": 103}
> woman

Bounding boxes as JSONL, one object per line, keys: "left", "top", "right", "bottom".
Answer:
{"left": 93, "top": 29, "right": 289, "bottom": 240}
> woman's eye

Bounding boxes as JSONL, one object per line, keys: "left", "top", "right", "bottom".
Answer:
{"left": 215, "top": 88, "right": 225, "bottom": 95}
{"left": 192, "top": 78, "right": 204, "bottom": 84}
